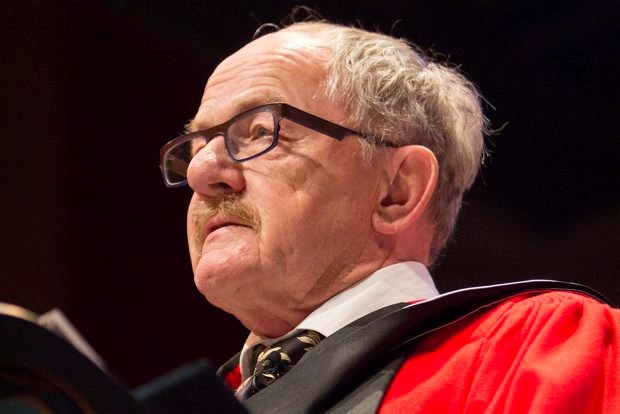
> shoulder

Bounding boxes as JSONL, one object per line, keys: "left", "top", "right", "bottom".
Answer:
{"left": 379, "top": 290, "right": 620, "bottom": 414}
{"left": 473, "top": 290, "right": 618, "bottom": 343}
{"left": 400, "top": 290, "right": 618, "bottom": 361}
{"left": 487, "top": 289, "right": 617, "bottom": 316}
{"left": 470, "top": 291, "right": 619, "bottom": 388}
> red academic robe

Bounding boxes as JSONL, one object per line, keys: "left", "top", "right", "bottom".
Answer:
{"left": 379, "top": 291, "right": 620, "bottom": 413}
{"left": 221, "top": 285, "right": 620, "bottom": 413}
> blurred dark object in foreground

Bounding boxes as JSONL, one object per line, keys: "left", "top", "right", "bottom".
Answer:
{"left": 0, "top": 303, "right": 247, "bottom": 413}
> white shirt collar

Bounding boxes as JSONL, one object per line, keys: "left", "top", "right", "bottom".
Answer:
{"left": 238, "top": 261, "right": 438, "bottom": 380}
{"left": 296, "top": 261, "right": 438, "bottom": 336}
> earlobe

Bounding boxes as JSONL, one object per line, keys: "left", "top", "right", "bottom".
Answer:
{"left": 372, "top": 146, "right": 438, "bottom": 235}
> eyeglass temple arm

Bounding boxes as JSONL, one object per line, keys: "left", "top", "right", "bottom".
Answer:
{"left": 280, "top": 104, "right": 362, "bottom": 140}
{"left": 280, "top": 104, "right": 396, "bottom": 147}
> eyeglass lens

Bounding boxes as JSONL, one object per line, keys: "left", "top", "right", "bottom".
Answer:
{"left": 163, "top": 110, "right": 278, "bottom": 185}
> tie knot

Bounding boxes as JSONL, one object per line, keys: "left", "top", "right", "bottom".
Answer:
{"left": 236, "top": 330, "right": 324, "bottom": 400}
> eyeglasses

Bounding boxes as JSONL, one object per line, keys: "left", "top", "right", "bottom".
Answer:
{"left": 159, "top": 102, "right": 395, "bottom": 188}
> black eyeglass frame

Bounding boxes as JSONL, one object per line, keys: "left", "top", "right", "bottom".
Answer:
{"left": 159, "top": 102, "right": 395, "bottom": 188}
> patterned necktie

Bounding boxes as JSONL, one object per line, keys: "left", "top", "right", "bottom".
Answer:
{"left": 235, "top": 330, "right": 324, "bottom": 400}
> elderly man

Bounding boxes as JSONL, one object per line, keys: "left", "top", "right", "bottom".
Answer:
{"left": 159, "top": 22, "right": 619, "bottom": 413}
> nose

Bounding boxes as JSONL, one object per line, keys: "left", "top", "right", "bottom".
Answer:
{"left": 186, "top": 135, "right": 246, "bottom": 197}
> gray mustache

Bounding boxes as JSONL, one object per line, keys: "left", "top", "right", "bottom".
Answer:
{"left": 192, "top": 195, "right": 260, "bottom": 249}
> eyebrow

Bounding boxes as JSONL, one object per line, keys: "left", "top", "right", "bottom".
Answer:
{"left": 184, "top": 120, "right": 197, "bottom": 134}
{"left": 183, "top": 91, "right": 288, "bottom": 134}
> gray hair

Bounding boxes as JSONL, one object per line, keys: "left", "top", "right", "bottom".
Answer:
{"left": 281, "top": 22, "right": 487, "bottom": 264}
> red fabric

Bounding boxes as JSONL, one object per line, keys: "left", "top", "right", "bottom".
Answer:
{"left": 379, "top": 291, "right": 620, "bottom": 413}
{"left": 223, "top": 364, "right": 242, "bottom": 390}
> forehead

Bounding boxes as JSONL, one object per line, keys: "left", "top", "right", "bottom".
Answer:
{"left": 192, "top": 30, "right": 338, "bottom": 130}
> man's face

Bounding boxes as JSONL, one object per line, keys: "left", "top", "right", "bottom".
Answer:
{"left": 186, "top": 30, "right": 387, "bottom": 335}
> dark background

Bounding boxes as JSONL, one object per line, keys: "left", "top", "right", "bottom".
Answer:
{"left": 2, "top": 0, "right": 618, "bottom": 387}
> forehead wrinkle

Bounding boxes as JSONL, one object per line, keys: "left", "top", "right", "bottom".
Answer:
{"left": 196, "top": 78, "right": 321, "bottom": 132}
{"left": 204, "top": 52, "right": 313, "bottom": 101}
{"left": 192, "top": 86, "right": 286, "bottom": 132}
{"left": 192, "top": 33, "right": 331, "bottom": 132}
{"left": 213, "top": 35, "right": 326, "bottom": 78}
{"left": 194, "top": 67, "right": 293, "bottom": 128}
{"left": 228, "top": 88, "right": 288, "bottom": 114}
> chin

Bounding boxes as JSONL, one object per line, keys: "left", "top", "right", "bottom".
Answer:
{"left": 193, "top": 258, "right": 257, "bottom": 304}
{"left": 195, "top": 275, "right": 257, "bottom": 324}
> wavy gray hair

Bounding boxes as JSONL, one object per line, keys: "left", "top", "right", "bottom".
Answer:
{"left": 281, "top": 22, "right": 487, "bottom": 264}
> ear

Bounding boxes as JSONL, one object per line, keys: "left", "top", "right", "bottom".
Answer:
{"left": 372, "top": 145, "right": 438, "bottom": 235}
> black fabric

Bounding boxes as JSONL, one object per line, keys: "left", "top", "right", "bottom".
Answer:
{"left": 239, "top": 280, "right": 613, "bottom": 414}
{"left": 324, "top": 356, "right": 407, "bottom": 414}
{"left": 134, "top": 360, "right": 248, "bottom": 414}
{"left": 216, "top": 351, "right": 241, "bottom": 379}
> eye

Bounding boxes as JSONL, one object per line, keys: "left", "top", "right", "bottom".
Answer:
{"left": 250, "top": 124, "right": 275, "bottom": 141}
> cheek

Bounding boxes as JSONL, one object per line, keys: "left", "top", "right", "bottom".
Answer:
{"left": 186, "top": 196, "right": 200, "bottom": 268}
{"left": 256, "top": 179, "right": 373, "bottom": 259}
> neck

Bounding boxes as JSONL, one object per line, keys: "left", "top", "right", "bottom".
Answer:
{"left": 237, "top": 310, "right": 299, "bottom": 339}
